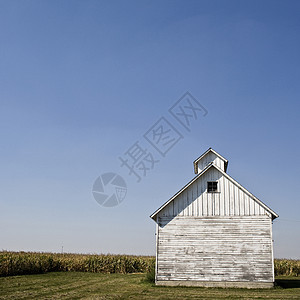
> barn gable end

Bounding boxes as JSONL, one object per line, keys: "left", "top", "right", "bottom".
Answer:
{"left": 151, "top": 149, "right": 278, "bottom": 289}
{"left": 156, "top": 164, "right": 272, "bottom": 218}
{"left": 152, "top": 163, "right": 277, "bottom": 221}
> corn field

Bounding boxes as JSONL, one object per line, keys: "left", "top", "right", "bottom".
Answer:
{"left": 274, "top": 259, "right": 300, "bottom": 277}
{"left": 0, "top": 251, "right": 299, "bottom": 277}
{"left": 0, "top": 251, "right": 155, "bottom": 277}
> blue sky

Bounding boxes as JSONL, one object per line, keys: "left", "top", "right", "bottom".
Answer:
{"left": 0, "top": 0, "right": 300, "bottom": 258}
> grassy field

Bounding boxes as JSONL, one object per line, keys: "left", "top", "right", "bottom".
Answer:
{"left": 1, "top": 252, "right": 300, "bottom": 299}
{"left": 0, "top": 272, "right": 300, "bottom": 300}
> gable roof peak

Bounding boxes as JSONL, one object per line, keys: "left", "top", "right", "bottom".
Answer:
{"left": 193, "top": 148, "right": 228, "bottom": 174}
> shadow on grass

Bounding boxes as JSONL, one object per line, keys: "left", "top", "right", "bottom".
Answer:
{"left": 276, "top": 278, "right": 300, "bottom": 289}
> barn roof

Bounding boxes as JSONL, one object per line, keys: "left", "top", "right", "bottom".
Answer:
{"left": 193, "top": 148, "right": 228, "bottom": 174}
{"left": 150, "top": 162, "right": 279, "bottom": 221}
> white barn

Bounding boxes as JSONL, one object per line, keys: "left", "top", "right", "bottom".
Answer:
{"left": 150, "top": 148, "right": 278, "bottom": 288}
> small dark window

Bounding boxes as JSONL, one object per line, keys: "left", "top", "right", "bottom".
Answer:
{"left": 207, "top": 181, "right": 218, "bottom": 193}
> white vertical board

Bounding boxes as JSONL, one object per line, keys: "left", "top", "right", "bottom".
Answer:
{"left": 158, "top": 168, "right": 269, "bottom": 218}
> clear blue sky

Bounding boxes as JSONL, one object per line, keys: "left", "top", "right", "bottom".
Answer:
{"left": 0, "top": 0, "right": 299, "bottom": 258}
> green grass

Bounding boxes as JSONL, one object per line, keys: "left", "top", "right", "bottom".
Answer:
{"left": 1, "top": 252, "right": 299, "bottom": 299}
{"left": 0, "top": 273, "right": 300, "bottom": 300}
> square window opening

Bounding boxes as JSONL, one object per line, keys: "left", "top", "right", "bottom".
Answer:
{"left": 207, "top": 181, "right": 218, "bottom": 193}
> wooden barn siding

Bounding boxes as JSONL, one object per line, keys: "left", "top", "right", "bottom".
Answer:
{"left": 159, "top": 168, "right": 270, "bottom": 218}
{"left": 156, "top": 216, "right": 273, "bottom": 282}
{"left": 197, "top": 153, "right": 225, "bottom": 173}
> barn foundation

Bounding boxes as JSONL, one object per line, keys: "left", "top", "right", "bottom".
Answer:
{"left": 155, "top": 280, "right": 274, "bottom": 289}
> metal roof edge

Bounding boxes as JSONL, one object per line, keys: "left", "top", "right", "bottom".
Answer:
{"left": 212, "top": 164, "right": 279, "bottom": 219}
{"left": 150, "top": 162, "right": 215, "bottom": 221}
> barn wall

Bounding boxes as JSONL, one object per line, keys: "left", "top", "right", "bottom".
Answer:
{"left": 156, "top": 215, "right": 273, "bottom": 284}
{"left": 197, "top": 153, "right": 225, "bottom": 173}
{"left": 159, "top": 168, "right": 271, "bottom": 218}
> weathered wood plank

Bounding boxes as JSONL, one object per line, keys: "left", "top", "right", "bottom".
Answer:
{"left": 157, "top": 216, "right": 273, "bottom": 283}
